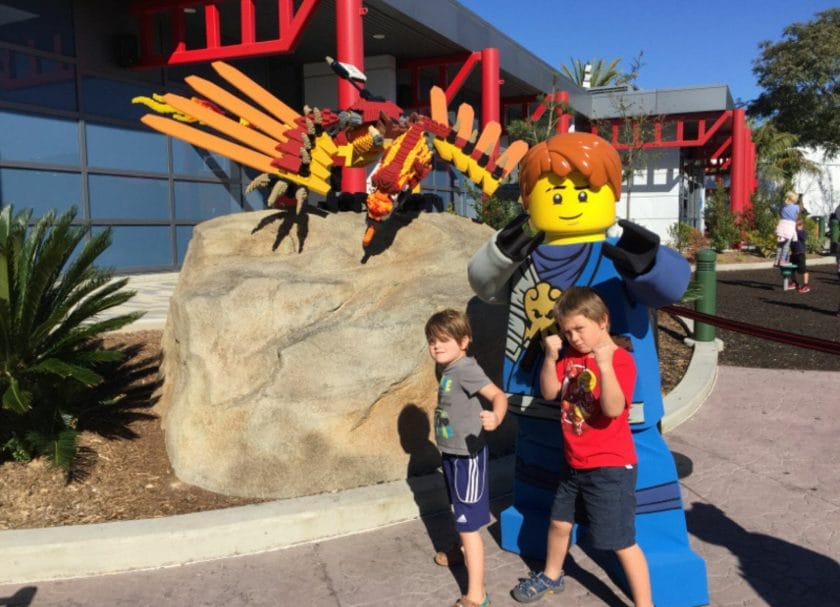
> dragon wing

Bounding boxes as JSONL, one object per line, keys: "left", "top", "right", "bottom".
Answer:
{"left": 426, "top": 86, "right": 528, "bottom": 196}
{"left": 135, "top": 61, "right": 337, "bottom": 195}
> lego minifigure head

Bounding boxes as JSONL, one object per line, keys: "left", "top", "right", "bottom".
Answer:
{"left": 519, "top": 132, "right": 622, "bottom": 245}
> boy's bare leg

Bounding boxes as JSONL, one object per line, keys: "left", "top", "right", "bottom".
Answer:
{"left": 615, "top": 543, "right": 653, "bottom": 607}
{"left": 460, "top": 530, "right": 486, "bottom": 604}
{"left": 543, "top": 519, "right": 573, "bottom": 580}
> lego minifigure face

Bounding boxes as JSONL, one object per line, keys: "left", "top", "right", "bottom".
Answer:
{"left": 527, "top": 171, "right": 616, "bottom": 244}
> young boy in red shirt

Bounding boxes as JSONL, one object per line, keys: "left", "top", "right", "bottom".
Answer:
{"left": 511, "top": 287, "right": 653, "bottom": 606}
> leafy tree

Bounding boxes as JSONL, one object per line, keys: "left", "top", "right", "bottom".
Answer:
{"left": 749, "top": 8, "right": 840, "bottom": 155}
{"left": 751, "top": 121, "right": 820, "bottom": 197}
{"left": 0, "top": 205, "right": 142, "bottom": 468}
{"left": 506, "top": 77, "right": 569, "bottom": 146}
{"left": 560, "top": 58, "right": 632, "bottom": 88}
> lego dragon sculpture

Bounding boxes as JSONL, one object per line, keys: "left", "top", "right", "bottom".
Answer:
{"left": 133, "top": 58, "right": 527, "bottom": 248}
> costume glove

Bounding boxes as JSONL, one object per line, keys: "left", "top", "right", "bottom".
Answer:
{"left": 496, "top": 213, "right": 544, "bottom": 262}
{"left": 602, "top": 219, "right": 659, "bottom": 277}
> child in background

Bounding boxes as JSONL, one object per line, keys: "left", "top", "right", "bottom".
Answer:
{"left": 788, "top": 218, "right": 810, "bottom": 293}
{"left": 425, "top": 308, "right": 508, "bottom": 607}
{"left": 774, "top": 191, "right": 800, "bottom": 266}
{"left": 511, "top": 287, "right": 653, "bottom": 606}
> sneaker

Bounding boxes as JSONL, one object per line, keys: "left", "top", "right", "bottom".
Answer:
{"left": 785, "top": 281, "right": 798, "bottom": 291}
{"left": 511, "top": 570, "right": 565, "bottom": 603}
{"left": 434, "top": 543, "right": 464, "bottom": 567}
{"left": 797, "top": 285, "right": 810, "bottom": 293}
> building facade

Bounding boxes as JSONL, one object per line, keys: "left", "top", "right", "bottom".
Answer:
{"left": 0, "top": 0, "right": 753, "bottom": 271}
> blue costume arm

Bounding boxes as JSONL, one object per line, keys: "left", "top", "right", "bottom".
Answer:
{"left": 622, "top": 245, "right": 690, "bottom": 308}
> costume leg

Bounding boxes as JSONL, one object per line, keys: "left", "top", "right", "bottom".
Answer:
{"left": 501, "top": 416, "right": 709, "bottom": 607}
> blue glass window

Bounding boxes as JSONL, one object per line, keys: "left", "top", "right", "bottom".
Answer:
{"left": 176, "top": 225, "right": 193, "bottom": 264}
{"left": 0, "top": 49, "right": 77, "bottom": 111}
{"left": 86, "top": 123, "right": 168, "bottom": 173}
{"left": 0, "top": 167, "right": 81, "bottom": 218}
{"left": 172, "top": 138, "right": 236, "bottom": 178}
{"left": 88, "top": 175, "right": 169, "bottom": 220}
{"left": 0, "top": 1, "right": 75, "bottom": 55}
{"left": 0, "top": 110, "right": 80, "bottom": 165}
{"left": 174, "top": 180, "right": 243, "bottom": 220}
{"left": 93, "top": 226, "right": 173, "bottom": 270}
{"left": 82, "top": 77, "right": 161, "bottom": 122}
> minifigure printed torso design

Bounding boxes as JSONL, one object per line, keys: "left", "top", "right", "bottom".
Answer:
{"left": 503, "top": 239, "right": 667, "bottom": 430}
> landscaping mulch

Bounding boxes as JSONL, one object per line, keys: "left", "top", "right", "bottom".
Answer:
{"left": 699, "top": 261, "right": 839, "bottom": 371}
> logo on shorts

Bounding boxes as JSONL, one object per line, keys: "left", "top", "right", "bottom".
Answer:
{"left": 456, "top": 514, "right": 467, "bottom": 524}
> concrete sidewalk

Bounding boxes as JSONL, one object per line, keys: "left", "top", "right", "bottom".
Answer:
{"left": 1, "top": 365, "right": 837, "bottom": 606}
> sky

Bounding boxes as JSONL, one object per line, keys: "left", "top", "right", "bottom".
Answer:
{"left": 456, "top": 0, "right": 836, "bottom": 105}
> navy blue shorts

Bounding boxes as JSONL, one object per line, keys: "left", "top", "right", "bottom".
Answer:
{"left": 550, "top": 465, "right": 637, "bottom": 551}
{"left": 441, "top": 447, "right": 490, "bottom": 533}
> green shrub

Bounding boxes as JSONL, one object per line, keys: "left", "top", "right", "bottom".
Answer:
{"left": 704, "top": 183, "right": 740, "bottom": 252}
{"left": 802, "top": 216, "right": 821, "bottom": 254}
{"left": 0, "top": 205, "right": 142, "bottom": 468}
{"left": 667, "top": 222, "right": 693, "bottom": 252}
{"left": 464, "top": 181, "right": 523, "bottom": 230}
{"left": 745, "top": 230, "right": 777, "bottom": 258}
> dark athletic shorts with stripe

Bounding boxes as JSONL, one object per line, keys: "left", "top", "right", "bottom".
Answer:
{"left": 550, "top": 464, "right": 638, "bottom": 551}
{"left": 441, "top": 446, "right": 490, "bottom": 533}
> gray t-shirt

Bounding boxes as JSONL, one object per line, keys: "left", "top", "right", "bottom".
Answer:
{"left": 434, "top": 356, "right": 492, "bottom": 456}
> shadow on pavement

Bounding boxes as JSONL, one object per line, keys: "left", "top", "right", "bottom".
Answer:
{"left": 0, "top": 586, "right": 36, "bottom": 607}
{"left": 686, "top": 502, "right": 840, "bottom": 606}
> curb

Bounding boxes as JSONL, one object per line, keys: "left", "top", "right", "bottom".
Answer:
{"left": 0, "top": 456, "right": 514, "bottom": 585}
{"left": 0, "top": 271, "right": 723, "bottom": 585}
{"left": 661, "top": 339, "right": 720, "bottom": 432}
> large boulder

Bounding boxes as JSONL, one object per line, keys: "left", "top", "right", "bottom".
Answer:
{"left": 160, "top": 209, "right": 513, "bottom": 499}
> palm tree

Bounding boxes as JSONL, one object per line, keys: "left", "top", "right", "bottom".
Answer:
{"left": 751, "top": 121, "right": 819, "bottom": 193}
{"left": 560, "top": 58, "right": 630, "bottom": 88}
{"left": 0, "top": 205, "right": 143, "bottom": 468}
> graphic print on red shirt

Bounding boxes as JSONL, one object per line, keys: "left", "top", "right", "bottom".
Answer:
{"left": 556, "top": 347, "right": 637, "bottom": 469}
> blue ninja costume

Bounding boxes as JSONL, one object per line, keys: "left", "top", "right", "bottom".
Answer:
{"left": 468, "top": 233, "right": 709, "bottom": 607}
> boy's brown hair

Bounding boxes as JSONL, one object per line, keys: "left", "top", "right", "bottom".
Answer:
{"left": 553, "top": 286, "right": 610, "bottom": 329}
{"left": 425, "top": 308, "right": 472, "bottom": 343}
{"left": 518, "top": 132, "right": 623, "bottom": 207}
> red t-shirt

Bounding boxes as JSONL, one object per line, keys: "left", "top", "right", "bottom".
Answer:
{"left": 554, "top": 347, "right": 637, "bottom": 469}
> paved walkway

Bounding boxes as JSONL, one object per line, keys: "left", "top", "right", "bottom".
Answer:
{"left": 2, "top": 365, "right": 837, "bottom": 606}
{"left": 1, "top": 266, "right": 838, "bottom": 606}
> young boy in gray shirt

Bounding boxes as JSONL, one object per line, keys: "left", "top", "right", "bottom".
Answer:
{"left": 425, "top": 308, "right": 508, "bottom": 607}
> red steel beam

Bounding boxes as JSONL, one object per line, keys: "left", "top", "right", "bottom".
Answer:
{"left": 241, "top": 0, "right": 255, "bottom": 44}
{"left": 481, "top": 47, "right": 500, "bottom": 127}
{"left": 335, "top": 0, "right": 366, "bottom": 194}
{"left": 131, "top": 0, "right": 320, "bottom": 67}
{"left": 444, "top": 51, "right": 481, "bottom": 102}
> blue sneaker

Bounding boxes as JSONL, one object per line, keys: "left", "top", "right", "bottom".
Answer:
{"left": 511, "top": 570, "right": 565, "bottom": 603}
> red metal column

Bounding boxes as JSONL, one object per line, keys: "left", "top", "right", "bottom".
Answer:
{"left": 336, "top": 0, "right": 367, "bottom": 193}
{"left": 481, "top": 47, "right": 500, "bottom": 128}
{"left": 558, "top": 91, "right": 570, "bottom": 133}
{"left": 730, "top": 108, "right": 746, "bottom": 215}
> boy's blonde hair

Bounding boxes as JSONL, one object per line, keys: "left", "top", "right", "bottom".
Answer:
{"left": 425, "top": 308, "right": 472, "bottom": 343}
{"left": 784, "top": 191, "right": 798, "bottom": 204}
{"left": 553, "top": 287, "right": 610, "bottom": 329}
